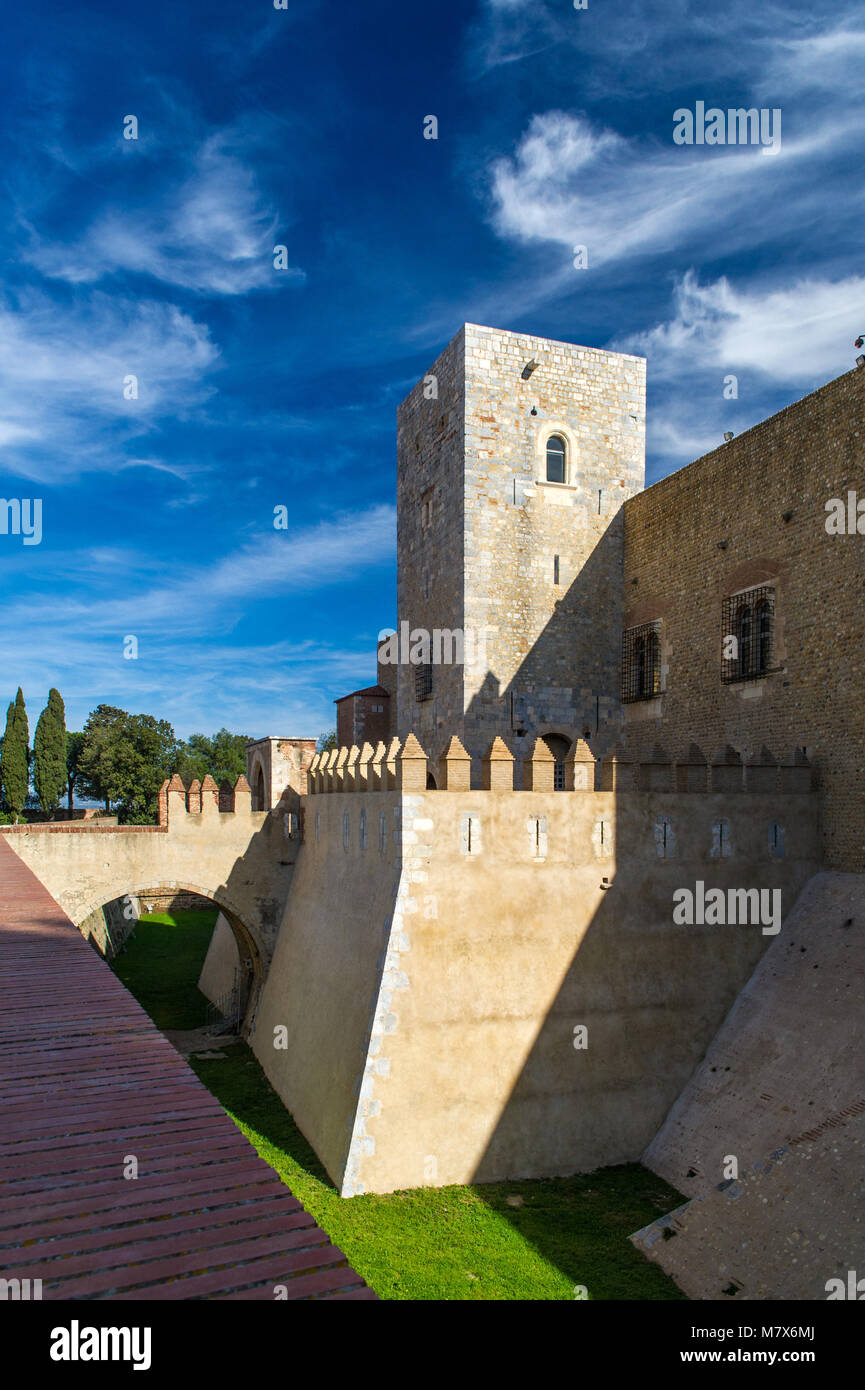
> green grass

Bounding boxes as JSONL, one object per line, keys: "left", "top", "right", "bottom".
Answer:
{"left": 111, "top": 909, "right": 218, "bottom": 1030}
{"left": 112, "top": 911, "right": 687, "bottom": 1301}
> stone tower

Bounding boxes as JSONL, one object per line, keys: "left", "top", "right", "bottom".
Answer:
{"left": 395, "top": 323, "right": 646, "bottom": 781}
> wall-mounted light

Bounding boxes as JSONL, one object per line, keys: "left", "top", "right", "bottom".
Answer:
{"left": 857, "top": 355, "right": 865, "bottom": 368}
{"left": 717, "top": 540, "right": 728, "bottom": 550}
{"left": 530, "top": 406, "right": 538, "bottom": 416}
{"left": 723, "top": 431, "right": 734, "bottom": 442}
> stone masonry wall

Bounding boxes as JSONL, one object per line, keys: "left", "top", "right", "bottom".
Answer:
{"left": 461, "top": 324, "right": 646, "bottom": 773}
{"left": 396, "top": 326, "right": 466, "bottom": 756}
{"left": 396, "top": 323, "right": 645, "bottom": 780}
{"left": 621, "top": 365, "right": 865, "bottom": 870}
{"left": 254, "top": 776, "right": 817, "bottom": 1196}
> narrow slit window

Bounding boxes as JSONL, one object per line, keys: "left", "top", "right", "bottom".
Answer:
{"left": 415, "top": 662, "right": 433, "bottom": 701}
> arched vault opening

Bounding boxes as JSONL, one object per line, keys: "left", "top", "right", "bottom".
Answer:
{"left": 84, "top": 883, "right": 265, "bottom": 1036}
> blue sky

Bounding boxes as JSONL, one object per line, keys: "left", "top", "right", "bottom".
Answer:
{"left": 0, "top": 0, "right": 862, "bottom": 740}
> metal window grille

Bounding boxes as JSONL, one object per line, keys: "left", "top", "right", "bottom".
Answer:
{"left": 622, "top": 622, "right": 661, "bottom": 702}
{"left": 415, "top": 662, "right": 433, "bottom": 701}
{"left": 553, "top": 761, "right": 565, "bottom": 790}
{"left": 722, "top": 586, "right": 776, "bottom": 683}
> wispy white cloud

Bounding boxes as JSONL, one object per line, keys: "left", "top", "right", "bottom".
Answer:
{"left": 0, "top": 504, "right": 397, "bottom": 637}
{"left": 487, "top": 108, "right": 857, "bottom": 273}
{"left": 0, "top": 289, "right": 219, "bottom": 481}
{"left": 24, "top": 129, "right": 303, "bottom": 296}
{"left": 0, "top": 632, "right": 377, "bottom": 743}
{"left": 622, "top": 270, "right": 865, "bottom": 384}
{"left": 0, "top": 507, "right": 396, "bottom": 737}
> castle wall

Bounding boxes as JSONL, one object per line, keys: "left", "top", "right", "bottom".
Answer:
{"left": 642, "top": 870, "right": 865, "bottom": 1198}
{"left": 621, "top": 365, "right": 865, "bottom": 870}
{"left": 396, "top": 323, "right": 645, "bottom": 777}
{"left": 251, "top": 792, "right": 404, "bottom": 1190}
{"left": 1, "top": 782, "right": 301, "bottom": 1029}
{"left": 396, "top": 327, "right": 466, "bottom": 758}
{"left": 253, "top": 780, "right": 817, "bottom": 1195}
{"left": 198, "top": 912, "right": 241, "bottom": 1011}
{"left": 461, "top": 325, "right": 645, "bottom": 770}
{"left": 632, "top": 870, "right": 865, "bottom": 1299}
{"left": 246, "top": 737, "right": 316, "bottom": 812}
{"left": 335, "top": 692, "right": 390, "bottom": 749}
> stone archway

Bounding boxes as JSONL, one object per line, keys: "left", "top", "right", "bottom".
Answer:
{"left": 541, "top": 733, "right": 571, "bottom": 791}
{"left": 85, "top": 881, "right": 266, "bottom": 1035}
{"left": 251, "top": 760, "right": 267, "bottom": 812}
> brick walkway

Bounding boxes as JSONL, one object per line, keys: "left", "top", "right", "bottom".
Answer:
{"left": 0, "top": 837, "right": 374, "bottom": 1300}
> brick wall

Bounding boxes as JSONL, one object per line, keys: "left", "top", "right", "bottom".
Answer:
{"left": 335, "top": 693, "right": 391, "bottom": 749}
{"left": 621, "top": 366, "right": 865, "bottom": 870}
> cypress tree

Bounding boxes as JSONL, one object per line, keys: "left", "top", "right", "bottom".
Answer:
{"left": 0, "top": 689, "right": 29, "bottom": 822}
{"left": 34, "top": 688, "right": 67, "bottom": 815}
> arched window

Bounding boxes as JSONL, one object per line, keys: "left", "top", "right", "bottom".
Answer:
{"left": 721, "top": 586, "right": 776, "bottom": 684}
{"left": 546, "top": 435, "right": 566, "bottom": 483}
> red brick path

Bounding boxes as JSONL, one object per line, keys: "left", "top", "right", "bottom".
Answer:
{"left": 0, "top": 837, "right": 374, "bottom": 1300}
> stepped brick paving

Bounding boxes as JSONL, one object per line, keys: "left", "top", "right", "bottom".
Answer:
{"left": 0, "top": 836, "right": 374, "bottom": 1301}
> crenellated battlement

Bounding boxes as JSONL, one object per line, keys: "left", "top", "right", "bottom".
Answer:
{"left": 157, "top": 772, "right": 260, "bottom": 825}
{"left": 305, "top": 735, "right": 814, "bottom": 796}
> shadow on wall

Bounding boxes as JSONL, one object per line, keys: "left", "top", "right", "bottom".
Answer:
{"left": 455, "top": 781, "right": 818, "bottom": 1275}
{"left": 73, "top": 796, "right": 303, "bottom": 1032}
{"left": 454, "top": 512, "right": 626, "bottom": 781}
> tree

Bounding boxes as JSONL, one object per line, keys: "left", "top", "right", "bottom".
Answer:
{"left": 0, "top": 689, "right": 29, "bottom": 821}
{"left": 33, "top": 688, "right": 67, "bottom": 815}
{"left": 77, "top": 705, "right": 127, "bottom": 811}
{"left": 78, "top": 705, "right": 181, "bottom": 823}
{"left": 65, "top": 731, "right": 86, "bottom": 813}
{"left": 318, "top": 728, "right": 338, "bottom": 752}
{"left": 177, "top": 729, "right": 251, "bottom": 787}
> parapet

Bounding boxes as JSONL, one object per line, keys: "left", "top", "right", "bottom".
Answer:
{"left": 305, "top": 737, "right": 814, "bottom": 796}
{"left": 157, "top": 772, "right": 262, "bottom": 826}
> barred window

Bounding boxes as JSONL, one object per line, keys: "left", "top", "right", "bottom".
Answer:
{"left": 622, "top": 622, "right": 661, "bottom": 702}
{"left": 543, "top": 734, "right": 570, "bottom": 791}
{"left": 415, "top": 662, "right": 433, "bottom": 701}
{"left": 722, "top": 586, "right": 776, "bottom": 682}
